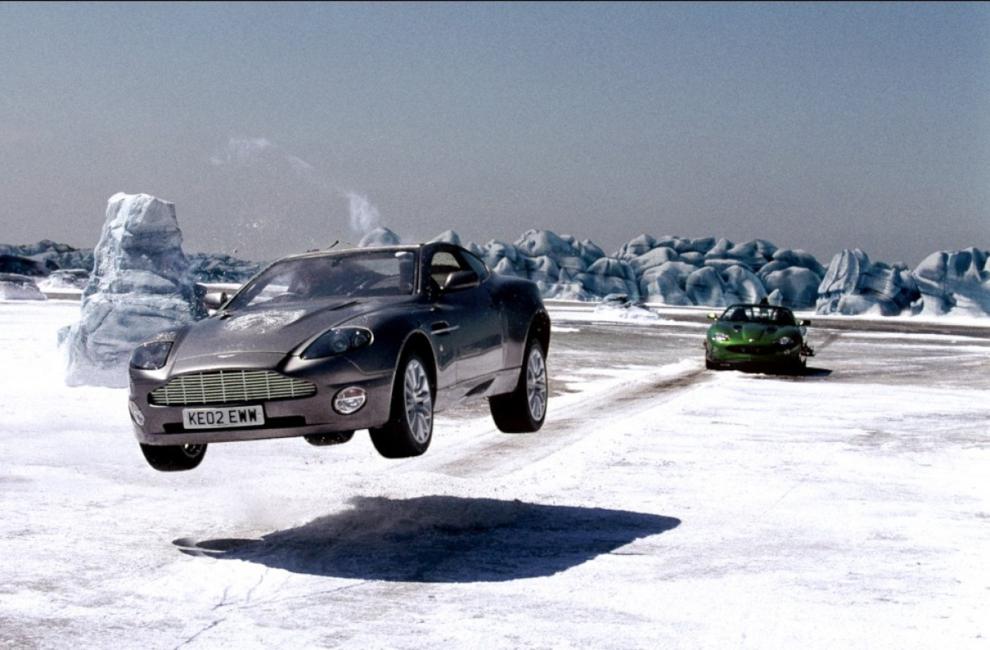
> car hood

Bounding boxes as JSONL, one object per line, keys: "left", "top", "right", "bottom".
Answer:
{"left": 710, "top": 322, "right": 796, "bottom": 343}
{"left": 173, "top": 299, "right": 388, "bottom": 360}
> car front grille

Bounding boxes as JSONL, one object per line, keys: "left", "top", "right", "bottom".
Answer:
{"left": 149, "top": 370, "right": 317, "bottom": 406}
{"left": 725, "top": 345, "right": 778, "bottom": 355}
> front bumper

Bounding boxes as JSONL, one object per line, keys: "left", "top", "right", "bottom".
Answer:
{"left": 706, "top": 341, "right": 803, "bottom": 367}
{"left": 129, "top": 353, "right": 394, "bottom": 446}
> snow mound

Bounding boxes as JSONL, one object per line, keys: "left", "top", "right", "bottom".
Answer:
{"left": 0, "top": 273, "right": 46, "bottom": 300}
{"left": 60, "top": 193, "right": 205, "bottom": 387}
{"left": 37, "top": 269, "right": 90, "bottom": 292}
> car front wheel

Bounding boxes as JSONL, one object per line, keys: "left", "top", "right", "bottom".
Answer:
{"left": 139, "top": 443, "right": 207, "bottom": 472}
{"left": 370, "top": 353, "right": 433, "bottom": 458}
{"left": 489, "top": 337, "right": 548, "bottom": 433}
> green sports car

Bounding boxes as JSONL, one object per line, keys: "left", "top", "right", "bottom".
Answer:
{"left": 704, "top": 302, "right": 813, "bottom": 372}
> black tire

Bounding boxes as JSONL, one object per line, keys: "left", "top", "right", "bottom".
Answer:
{"left": 304, "top": 431, "right": 354, "bottom": 446}
{"left": 140, "top": 443, "right": 207, "bottom": 472}
{"left": 489, "top": 337, "right": 548, "bottom": 433}
{"left": 705, "top": 357, "right": 717, "bottom": 370}
{"left": 370, "top": 353, "right": 433, "bottom": 458}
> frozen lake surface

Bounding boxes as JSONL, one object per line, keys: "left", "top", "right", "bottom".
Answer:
{"left": 1, "top": 301, "right": 987, "bottom": 648}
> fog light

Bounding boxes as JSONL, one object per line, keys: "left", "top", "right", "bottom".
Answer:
{"left": 333, "top": 387, "right": 367, "bottom": 415}
{"left": 128, "top": 400, "right": 145, "bottom": 426}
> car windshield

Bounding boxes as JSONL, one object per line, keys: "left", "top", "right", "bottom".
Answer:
{"left": 226, "top": 249, "right": 418, "bottom": 310}
{"left": 720, "top": 305, "right": 795, "bottom": 325}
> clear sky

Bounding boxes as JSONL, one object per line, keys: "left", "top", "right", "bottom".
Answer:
{"left": 1, "top": 2, "right": 987, "bottom": 265}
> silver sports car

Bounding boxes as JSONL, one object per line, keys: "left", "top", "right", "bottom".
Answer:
{"left": 128, "top": 243, "right": 550, "bottom": 471}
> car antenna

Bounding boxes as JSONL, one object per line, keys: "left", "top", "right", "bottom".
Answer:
{"left": 327, "top": 239, "right": 339, "bottom": 250}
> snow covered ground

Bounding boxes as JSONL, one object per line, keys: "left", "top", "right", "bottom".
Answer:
{"left": 1, "top": 300, "right": 987, "bottom": 649}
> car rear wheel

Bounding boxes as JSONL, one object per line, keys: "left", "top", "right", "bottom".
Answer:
{"left": 489, "top": 337, "right": 548, "bottom": 433}
{"left": 139, "top": 443, "right": 207, "bottom": 472}
{"left": 370, "top": 354, "right": 433, "bottom": 458}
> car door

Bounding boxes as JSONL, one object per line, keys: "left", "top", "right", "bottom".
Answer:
{"left": 425, "top": 247, "right": 503, "bottom": 385}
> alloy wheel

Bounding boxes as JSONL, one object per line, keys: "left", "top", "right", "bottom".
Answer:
{"left": 525, "top": 346, "right": 548, "bottom": 421}
{"left": 403, "top": 358, "right": 433, "bottom": 443}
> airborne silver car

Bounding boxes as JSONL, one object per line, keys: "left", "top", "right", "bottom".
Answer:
{"left": 128, "top": 243, "right": 550, "bottom": 471}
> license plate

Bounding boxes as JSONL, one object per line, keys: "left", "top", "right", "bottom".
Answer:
{"left": 182, "top": 405, "right": 265, "bottom": 430}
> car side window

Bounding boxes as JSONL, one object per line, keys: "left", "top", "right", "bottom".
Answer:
{"left": 428, "top": 251, "right": 467, "bottom": 288}
{"left": 461, "top": 251, "right": 490, "bottom": 280}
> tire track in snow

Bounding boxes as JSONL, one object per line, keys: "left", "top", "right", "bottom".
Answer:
{"left": 404, "top": 361, "right": 710, "bottom": 478}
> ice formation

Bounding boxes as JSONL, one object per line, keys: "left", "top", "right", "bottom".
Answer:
{"left": 358, "top": 227, "right": 401, "bottom": 247}
{"left": 0, "top": 273, "right": 47, "bottom": 300}
{"left": 36, "top": 269, "right": 90, "bottom": 294}
{"left": 60, "top": 193, "right": 205, "bottom": 387}
{"left": 912, "top": 248, "right": 990, "bottom": 317}
{"left": 187, "top": 252, "right": 261, "bottom": 283}
{"left": 815, "top": 249, "right": 921, "bottom": 316}
{"left": 0, "top": 240, "right": 93, "bottom": 277}
{"left": 3, "top": 223, "right": 988, "bottom": 319}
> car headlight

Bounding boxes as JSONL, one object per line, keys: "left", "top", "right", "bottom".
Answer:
{"left": 302, "top": 327, "right": 374, "bottom": 359}
{"left": 777, "top": 336, "right": 794, "bottom": 347}
{"left": 712, "top": 332, "right": 730, "bottom": 342}
{"left": 129, "top": 339, "right": 174, "bottom": 370}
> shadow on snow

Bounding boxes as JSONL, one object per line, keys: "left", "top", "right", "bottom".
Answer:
{"left": 710, "top": 364, "right": 832, "bottom": 379}
{"left": 173, "top": 495, "right": 680, "bottom": 583}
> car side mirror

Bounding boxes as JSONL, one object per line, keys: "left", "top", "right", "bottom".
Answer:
{"left": 707, "top": 312, "right": 718, "bottom": 320}
{"left": 203, "top": 291, "right": 229, "bottom": 311}
{"left": 441, "top": 269, "right": 480, "bottom": 292}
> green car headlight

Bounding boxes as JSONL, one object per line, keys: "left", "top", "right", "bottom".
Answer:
{"left": 302, "top": 327, "right": 373, "bottom": 359}
{"left": 777, "top": 336, "right": 794, "bottom": 347}
{"left": 712, "top": 332, "right": 730, "bottom": 342}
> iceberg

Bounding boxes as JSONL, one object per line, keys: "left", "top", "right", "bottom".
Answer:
{"left": 515, "top": 229, "right": 580, "bottom": 259}
{"left": 638, "top": 261, "right": 695, "bottom": 305}
{"left": 0, "top": 254, "right": 49, "bottom": 276}
{"left": 60, "top": 193, "right": 205, "bottom": 387}
{"left": 358, "top": 227, "right": 401, "bottom": 248}
{"left": 629, "top": 246, "right": 681, "bottom": 273}
{"left": 913, "top": 248, "right": 990, "bottom": 316}
{"left": 685, "top": 266, "right": 728, "bottom": 307}
{"left": 428, "top": 229, "right": 462, "bottom": 246}
{"left": 5, "top": 222, "right": 990, "bottom": 318}
{"left": 816, "top": 249, "right": 921, "bottom": 316}
{"left": 580, "top": 257, "right": 639, "bottom": 299}
{"left": 0, "top": 240, "right": 93, "bottom": 276}
{"left": 761, "top": 267, "right": 822, "bottom": 309}
{"left": 187, "top": 252, "right": 261, "bottom": 284}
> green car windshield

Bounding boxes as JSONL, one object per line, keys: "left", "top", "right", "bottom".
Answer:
{"left": 719, "top": 305, "right": 796, "bottom": 326}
